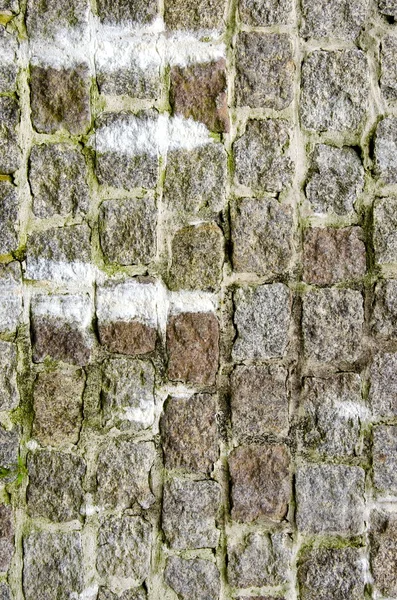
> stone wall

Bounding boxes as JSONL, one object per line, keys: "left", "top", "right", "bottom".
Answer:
{"left": 0, "top": 0, "right": 397, "bottom": 598}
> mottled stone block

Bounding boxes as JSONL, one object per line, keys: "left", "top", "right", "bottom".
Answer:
{"left": 238, "top": 0, "right": 292, "bottom": 24}
{"left": 0, "top": 505, "right": 13, "bottom": 572}
{"left": 381, "top": 35, "right": 397, "bottom": 101}
{"left": 0, "top": 262, "right": 22, "bottom": 335}
{"left": 0, "top": 97, "right": 20, "bottom": 174}
{"left": 100, "top": 320, "right": 157, "bottom": 356}
{"left": 165, "top": 557, "right": 220, "bottom": 600}
{"left": 235, "top": 33, "right": 294, "bottom": 110}
{"left": 160, "top": 394, "right": 218, "bottom": 474}
{"left": 373, "top": 426, "right": 397, "bottom": 494}
{"left": 0, "top": 181, "right": 18, "bottom": 255}
{"left": 231, "top": 197, "right": 293, "bottom": 276}
{"left": 229, "top": 444, "right": 290, "bottom": 523}
{"left": 166, "top": 312, "right": 219, "bottom": 385}
{"left": 300, "top": 50, "right": 369, "bottom": 132}
{"left": 370, "top": 511, "right": 397, "bottom": 597}
{"left": 0, "top": 585, "right": 10, "bottom": 600}
{"left": 0, "top": 28, "right": 17, "bottom": 93}
{"left": 29, "top": 143, "right": 89, "bottom": 219}
{"left": 169, "top": 223, "right": 224, "bottom": 291}
{"left": 0, "top": 0, "right": 18, "bottom": 12}
{"left": 0, "top": 426, "right": 19, "bottom": 481}
{"left": 232, "top": 284, "right": 291, "bottom": 361}
{"left": 0, "top": 341, "right": 18, "bottom": 411}
{"left": 23, "top": 532, "right": 83, "bottom": 600}
{"left": 231, "top": 364, "right": 289, "bottom": 441}
{"left": 374, "top": 196, "right": 397, "bottom": 264}
{"left": 374, "top": 117, "right": 397, "bottom": 184}
{"left": 96, "top": 0, "right": 157, "bottom": 23}
{"left": 296, "top": 464, "right": 365, "bottom": 534}
{"left": 370, "top": 353, "right": 397, "bottom": 417}
{"left": 164, "top": 0, "right": 226, "bottom": 29}
{"left": 98, "top": 589, "right": 146, "bottom": 600}
{"left": 96, "top": 439, "right": 155, "bottom": 510}
{"left": 26, "top": 0, "right": 89, "bottom": 36}
{"left": 99, "top": 196, "right": 157, "bottom": 266}
{"left": 372, "top": 280, "right": 397, "bottom": 339}
{"left": 302, "top": 227, "right": 366, "bottom": 284}
{"left": 300, "top": 0, "right": 368, "bottom": 39}
{"left": 302, "top": 289, "right": 364, "bottom": 363}
{"left": 378, "top": 0, "right": 397, "bottom": 20}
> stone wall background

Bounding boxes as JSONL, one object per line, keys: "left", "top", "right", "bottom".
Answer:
{"left": 0, "top": 0, "right": 397, "bottom": 598}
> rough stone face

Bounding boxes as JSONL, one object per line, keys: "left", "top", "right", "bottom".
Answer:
{"left": 0, "top": 0, "right": 18, "bottom": 12}
{"left": 374, "top": 117, "right": 397, "bottom": 184}
{"left": 0, "top": 505, "right": 14, "bottom": 572}
{"left": 99, "top": 321, "right": 157, "bottom": 356}
{"left": 234, "top": 119, "right": 293, "bottom": 193}
{"left": 302, "top": 227, "right": 366, "bottom": 284}
{"left": 23, "top": 532, "right": 84, "bottom": 600}
{"left": 305, "top": 144, "right": 364, "bottom": 215}
{"left": 231, "top": 364, "right": 289, "bottom": 441}
{"left": 370, "top": 511, "right": 397, "bottom": 597}
{"left": 166, "top": 312, "right": 219, "bottom": 385}
{"left": 300, "top": 50, "right": 369, "bottom": 133}
{"left": 0, "top": 425, "right": 19, "bottom": 481}
{"left": 162, "top": 479, "right": 220, "bottom": 549}
{"left": 302, "top": 289, "right": 364, "bottom": 363}
{"left": 170, "top": 60, "right": 228, "bottom": 133}
{"left": 298, "top": 547, "right": 365, "bottom": 600}
{"left": 0, "top": 181, "right": 18, "bottom": 255}
{"left": 99, "top": 196, "right": 157, "bottom": 265}
{"left": 96, "top": 0, "right": 157, "bottom": 23}
{"left": 228, "top": 532, "right": 291, "bottom": 588}
{"left": 373, "top": 426, "right": 397, "bottom": 494}
{"left": 300, "top": 0, "right": 368, "bottom": 39}
{"left": 231, "top": 197, "right": 293, "bottom": 276}
{"left": 0, "top": 27, "right": 17, "bottom": 93}
{"left": 98, "top": 589, "right": 146, "bottom": 600}
{"left": 238, "top": 0, "right": 292, "bottom": 24}
{"left": 160, "top": 394, "right": 218, "bottom": 474}
{"left": 300, "top": 374, "right": 363, "bottom": 458}
{"left": 372, "top": 280, "right": 397, "bottom": 339}
{"left": 26, "top": 0, "right": 89, "bottom": 36}
{"left": 232, "top": 284, "right": 291, "bottom": 361}
{"left": 164, "top": 0, "right": 226, "bottom": 29}
{"left": 97, "top": 48, "right": 160, "bottom": 99}
{"left": 0, "top": 585, "right": 11, "bottom": 600}
{"left": 165, "top": 557, "right": 220, "bottom": 600}
{"left": 0, "top": 97, "right": 20, "bottom": 174}
{"left": 235, "top": 33, "right": 294, "bottom": 110}
{"left": 0, "top": 341, "right": 18, "bottom": 412}
{"left": 370, "top": 353, "right": 397, "bottom": 417}
{"left": 0, "top": 262, "right": 22, "bottom": 335}
{"left": 296, "top": 464, "right": 365, "bottom": 534}
{"left": 381, "top": 35, "right": 397, "bottom": 101}
{"left": 96, "top": 439, "right": 155, "bottom": 510}
{"left": 27, "top": 450, "right": 85, "bottom": 522}
{"left": 229, "top": 444, "right": 290, "bottom": 523}
{"left": 32, "top": 370, "right": 84, "bottom": 446}
{"left": 169, "top": 223, "right": 224, "bottom": 291}
{"left": 28, "top": 143, "right": 89, "bottom": 219}
{"left": 374, "top": 196, "right": 397, "bottom": 264}
{"left": 378, "top": 0, "right": 397, "bottom": 20}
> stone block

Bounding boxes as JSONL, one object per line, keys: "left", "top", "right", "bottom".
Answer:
{"left": 374, "top": 117, "right": 397, "bottom": 184}
{"left": 98, "top": 589, "right": 146, "bottom": 600}
{"left": 26, "top": 0, "right": 89, "bottom": 37}
{"left": 374, "top": 196, "right": 397, "bottom": 264}
{"left": 0, "top": 262, "right": 22, "bottom": 335}
{"left": 372, "top": 280, "right": 397, "bottom": 339}
{"left": 370, "top": 353, "right": 397, "bottom": 417}
{"left": 164, "top": 0, "right": 226, "bottom": 29}
{"left": 370, "top": 511, "right": 397, "bottom": 597}
{"left": 96, "top": 0, "right": 158, "bottom": 24}
{"left": 0, "top": 97, "right": 20, "bottom": 174}
{"left": 0, "top": 341, "right": 18, "bottom": 412}
{"left": 381, "top": 35, "right": 397, "bottom": 101}
{"left": 0, "top": 0, "right": 18, "bottom": 12}
{"left": 0, "top": 181, "right": 18, "bottom": 255}
{"left": 0, "top": 27, "right": 17, "bottom": 93}
{"left": 373, "top": 425, "right": 397, "bottom": 494}
{"left": 165, "top": 557, "right": 220, "bottom": 600}
{"left": 378, "top": 0, "right": 397, "bottom": 20}
{"left": 300, "top": 0, "right": 368, "bottom": 40}
{"left": 238, "top": 0, "right": 292, "bottom": 25}
{"left": 0, "top": 505, "right": 13, "bottom": 572}
{"left": 0, "top": 425, "right": 19, "bottom": 481}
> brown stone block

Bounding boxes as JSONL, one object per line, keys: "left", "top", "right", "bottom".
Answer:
{"left": 31, "top": 317, "right": 91, "bottom": 366}
{"left": 98, "top": 320, "right": 157, "bottom": 356}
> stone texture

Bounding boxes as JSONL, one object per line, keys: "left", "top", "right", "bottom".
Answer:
{"left": 229, "top": 444, "right": 290, "bottom": 523}
{"left": 235, "top": 33, "right": 294, "bottom": 110}
{"left": 370, "top": 353, "right": 397, "bottom": 417}
{"left": 234, "top": 119, "right": 293, "bottom": 193}
{"left": 160, "top": 394, "right": 218, "bottom": 474}
{"left": 306, "top": 144, "right": 364, "bottom": 215}
{"left": 228, "top": 532, "right": 291, "bottom": 588}
{"left": 32, "top": 370, "right": 84, "bottom": 446}
{"left": 96, "top": 439, "right": 155, "bottom": 510}
{"left": 231, "top": 197, "right": 293, "bottom": 276}
{"left": 26, "top": 0, "right": 89, "bottom": 36}
{"left": 230, "top": 364, "right": 289, "bottom": 441}
{"left": 302, "top": 289, "right": 364, "bottom": 363}
{"left": 164, "top": 0, "right": 226, "bottom": 29}
{"left": 0, "top": 0, "right": 18, "bottom": 12}
{"left": 96, "top": 0, "right": 157, "bottom": 23}
{"left": 232, "top": 284, "right": 291, "bottom": 361}
{"left": 0, "top": 181, "right": 18, "bottom": 255}
{"left": 99, "top": 196, "right": 157, "bottom": 265}
{"left": 0, "top": 27, "right": 17, "bottom": 93}
{"left": 28, "top": 143, "right": 89, "bottom": 219}
{"left": 0, "top": 585, "right": 10, "bottom": 600}
{"left": 381, "top": 35, "right": 397, "bottom": 101}
{"left": 27, "top": 450, "right": 85, "bottom": 522}
{"left": 99, "top": 320, "right": 157, "bottom": 356}
{"left": 300, "top": 0, "right": 368, "bottom": 40}
{"left": 372, "top": 280, "right": 397, "bottom": 339}
{"left": 370, "top": 511, "right": 397, "bottom": 597}
{"left": 166, "top": 312, "right": 219, "bottom": 385}
{"left": 302, "top": 227, "right": 366, "bottom": 285}
{"left": 379, "top": 0, "right": 397, "bottom": 20}
{"left": 374, "top": 196, "right": 397, "bottom": 264}
{"left": 165, "top": 557, "right": 220, "bottom": 600}
{"left": 296, "top": 464, "right": 365, "bottom": 534}
{"left": 0, "top": 425, "right": 19, "bottom": 481}
{"left": 0, "top": 97, "right": 20, "bottom": 174}
{"left": 169, "top": 223, "right": 224, "bottom": 291}
{"left": 97, "top": 516, "right": 151, "bottom": 583}
{"left": 238, "top": 0, "right": 292, "bottom": 25}
{"left": 0, "top": 341, "right": 18, "bottom": 411}
{"left": 162, "top": 479, "right": 220, "bottom": 549}
{"left": 98, "top": 589, "right": 146, "bottom": 600}
{"left": 298, "top": 547, "right": 365, "bottom": 600}
{"left": 0, "top": 262, "right": 22, "bottom": 335}
{"left": 300, "top": 50, "right": 369, "bottom": 133}
{"left": 374, "top": 117, "right": 397, "bottom": 184}
{"left": 373, "top": 426, "right": 397, "bottom": 494}
{"left": 97, "top": 50, "right": 160, "bottom": 99}
{"left": 23, "top": 532, "right": 83, "bottom": 600}
{"left": 300, "top": 374, "right": 363, "bottom": 458}
{"left": 0, "top": 505, "right": 13, "bottom": 572}
{"left": 170, "top": 60, "right": 228, "bottom": 133}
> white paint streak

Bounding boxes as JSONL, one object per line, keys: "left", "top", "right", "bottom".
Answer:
{"left": 26, "top": 259, "right": 97, "bottom": 285}
{"left": 31, "top": 294, "right": 92, "bottom": 328}
{"left": 168, "top": 290, "right": 218, "bottom": 316}
{"left": 334, "top": 400, "right": 370, "bottom": 421}
{"left": 96, "top": 280, "right": 158, "bottom": 327}
{"left": 122, "top": 399, "right": 155, "bottom": 426}
{"left": 29, "top": 27, "right": 92, "bottom": 70}
{"left": 162, "top": 32, "right": 225, "bottom": 67}
{"left": 0, "top": 31, "right": 18, "bottom": 65}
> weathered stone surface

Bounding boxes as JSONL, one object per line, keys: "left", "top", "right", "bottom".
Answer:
{"left": 27, "top": 450, "right": 85, "bottom": 522}
{"left": 234, "top": 119, "right": 293, "bottom": 193}
{"left": 231, "top": 364, "right": 289, "bottom": 441}
{"left": 300, "top": 50, "right": 369, "bottom": 132}
{"left": 231, "top": 197, "right": 293, "bottom": 276}
{"left": 98, "top": 588, "right": 146, "bottom": 600}
{"left": 0, "top": 505, "right": 13, "bottom": 572}
{"left": 99, "top": 196, "right": 157, "bottom": 265}
{"left": 96, "top": 439, "right": 155, "bottom": 510}
{"left": 381, "top": 35, "right": 397, "bottom": 101}
{"left": 164, "top": 0, "right": 226, "bottom": 29}
{"left": 378, "top": 0, "right": 397, "bottom": 20}
{"left": 165, "top": 557, "right": 220, "bottom": 600}
{"left": 160, "top": 394, "right": 218, "bottom": 474}
{"left": 170, "top": 60, "right": 228, "bottom": 133}
{"left": 0, "top": 28, "right": 17, "bottom": 93}
{"left": 370, "top": 511, "right": 397, "bottom": 597}
{"left": 166, "top": 312, "right": 219, "bottom": 385}
{"left": 300, "top": 374, "right": 363, "bottom": 458}
{"left": 29, "top": 143, "right": 89, "bottom": 219}
{"left": 298, "top": 547, "right": 365, "bottom": 600}
{"left": 96, "top": 0, "right": 157, "bottom": 23}
{"left": 26, "top": 0, "right": 89, "bottom": 36}
{"left": 0, "top": 583, "right": 11, "bottom": 600}
{"left": 374, "top": 196, "right": 397, "bottom": 264}
{"left": 32, "top": 370, "right": 84, "bottom": 446}
{"left": 228, "top": 532, "right": 291, "bottom": 588}
{"left": 235, "top": 33, "right": 294, "bottom": 110}
{"left": 23, "top": 532, "right": 83, "bottom": 600}
{"left": 99, "top": 321, "right": 157, "bottom": 356}
{"left": 162, "top": 479, "right": 220, "bottom": 549}
{"left": 302, "top": 289, "right": 364, "bottom": 363}
{"left": 232, "top": 284, "right": 291, "bottom": 361}
{"left": 372, "top": 280, "right": 397, "bottom": 339}
{"left": 0, "top": 0, "right": 18, "bottom": 12}
{"left": 0, "top": 341, "right": 18, "bottom": 412}
{"left": 169, "top": 223, "right": 224, "bottom": 291}
{"left": 229, "top": 444, "right": 290, "bottom": 523}
{"left": 97, "top": 516, "right": 151, "bottom": 582}
{"left": 370, "top": 353, "right": 397, "bottom": 417}
{"left": 0, "top": 181, "right": 18, "bottom": 255}
{"left": 0, "top": 97, "right": 20, "bottom": 174}
{"left": 164, "top": 144, "right": 227, "bottom": 220}
{"left": 374, "top": 117, "right": 397, "bottom": 184}
{"left": 97, "top": 48, "right": 160, "bottom": 99}
{"left": 0, "top": 425, "right": 19, "bottom": 481}
{"left": 238, "top": 0, "right": 292, "bottom": 24}
{"left": 296, "top": 464, "right": 365, "bottom": 534}
{"left": 300, "top": 0, "right": 368, "bottom": 39}
{"left": 0, "top": 262, "right": 22, "bottom": 335}
{"left": 373, "top": 426, "right": 397, "bottom": 494}
{"left": 302, "top": 227, "right": 366, "bottom": 285}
